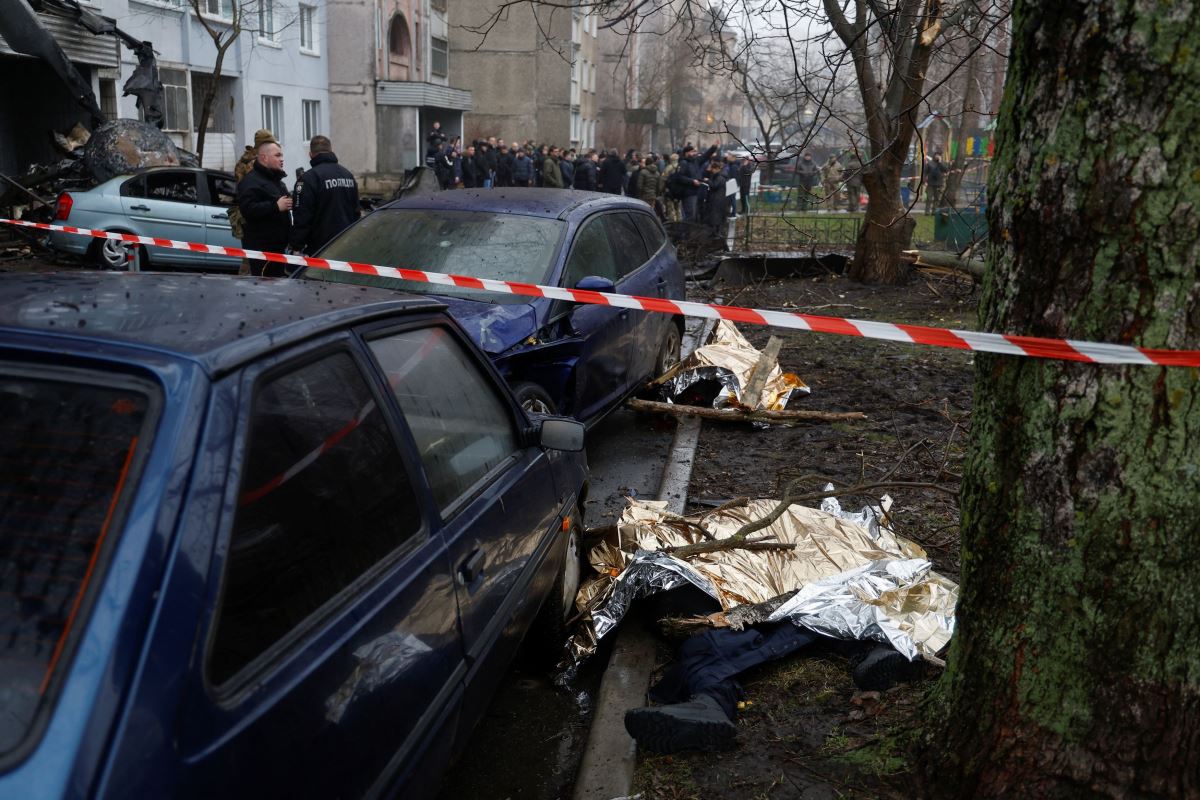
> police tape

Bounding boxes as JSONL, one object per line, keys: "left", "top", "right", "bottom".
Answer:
{"left": 5, "top": 217, "right": 1199, "bottom": 368}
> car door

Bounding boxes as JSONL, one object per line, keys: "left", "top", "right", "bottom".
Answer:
{"left": 201, "top": 171, "right": 242, "bottom": 271}
{"left": 558, "top": 214, "right": 633, "bottom": 420}
{"left": 603, "top": 211, "right": 663, "bottom": 384}
{"left": 178, "top": 338, "right": 465, "bottom": 800}
{"left": 363, "top": 323, "right": 564, "bottom": 730}
{"left": 119, "top": 171, "right": 207, "bottom": 266}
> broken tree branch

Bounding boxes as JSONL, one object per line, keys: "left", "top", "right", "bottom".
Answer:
{"left": 902, "top": 249, "right": 986, "bottom": 279}
{"left": 741, "top": 335, "right": 783, "bottom": 411}
{"left": 627, "top": 398, "right": 866, "bottom": 425}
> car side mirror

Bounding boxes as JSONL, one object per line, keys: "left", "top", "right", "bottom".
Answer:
{"left": 538, "top": 418, "right": 585, "bottom": 452}
{"left": 574, "top": 275, "right": 615, "bottom": 293}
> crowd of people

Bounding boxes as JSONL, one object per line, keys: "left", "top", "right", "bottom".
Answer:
{"left": 424, "top": 123, "right": 758, "bottom": 235}
{"left": 226, "top": 121, "right": 960, "bottom": 280}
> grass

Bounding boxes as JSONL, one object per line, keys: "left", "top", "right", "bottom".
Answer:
{"left": 737, "top": 210, "right": 938, "bottom": 248}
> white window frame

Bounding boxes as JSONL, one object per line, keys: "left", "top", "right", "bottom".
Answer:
{"left": 589, "top": 62, "right": 596, "bottom": 94}
{"left": 431, "top": 36, "right": 449, "bottom": 77}
{"left": 299, "top": 4, "right": 318, "bottom": 54}
{"left": 302, "top": 99, "right": 321, "bottom": 142}
{"left": 199, "top": 0, "right": 231, "bottom": 21}
{"left": 262, "top": 95, "right": 284, "bottom": 143}
{"left": 258, "top": 0, "right": 278, "bottom": 43}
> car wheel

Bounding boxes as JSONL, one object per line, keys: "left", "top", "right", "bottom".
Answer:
{"left": 654, "top": 322, "right": 683, "bottom": 378}
{"left": 530, "top": 511, "right": 583, "bottom": 664}
{"left": 89, "top": 237, "right": 143, "bottom": 271}
{"left": 512, "top": 381, "right": 557, "bottom": 415}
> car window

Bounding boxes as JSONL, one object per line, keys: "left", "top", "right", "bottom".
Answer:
{"left": 604, "top": 213, "right": 649, "bottom": 279}
{"left": 633, "top": 212, "right": 666, "bottom": 255}
{"left": 562, "top": 216, "right": 617, "bottom": 287}
{"left": 209, "top": 351, "right": 421, "bottom": 686}
{"left": 121, "top": 176, "right": 145, "bottom": 198}
{"left": 206, "top": 173, "right": 237, "bottom": 207}
{"left": 0, "top": 371, "right": 154, "bottom": 760}
{"left": 368, "top": 327, "right": 518, "bottom": 512}
{"left": 311, "top": 209, "right": 564, "bottom": 305}
{"left": 144, "top": 172, "right": 198, "bottom": 203}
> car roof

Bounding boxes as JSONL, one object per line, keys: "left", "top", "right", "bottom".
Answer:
{"left": 0, "top": 272, "right": 443, "bottom": 375}
{"left": 382, "top": 188, "right": 649, "bottom": 220}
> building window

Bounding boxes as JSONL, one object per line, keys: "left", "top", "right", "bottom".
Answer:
{"left": 589, "top": 62, "right": 596, "bottom": 93}
{"left": 159, "top": 68, "right": 189, "bottom": 132}
{"left": 431, "top": 36, "right": 448, "bottom": 76}
{"left": 389, "top": 13, "right": 411, "bottom": 58}
{"left": 258, "top": 0, "right": 277, "bottom": 42}
{"left": 299, "top": 4, "right": 317, "bottom": 52}
{"left": 261, "top": 95, "right": 283, "bottom": 141}
{"left": 571, "top": 56, "right": 581, "bottom": 107}
{"left": 302, "top": 100, "right": 320, "bottom": 141}
{"left": 571, "top": 111, "right": 581, "bottom": 145}
{"left": 192, "top": 72, "right": 236, "bottom": 133}
{"left": 202, "top": 0, "right": 230, "bottom": 18}
{"left": 430, "top": 0, "right": 445, "bottom": 10}
{"left": 99, "top": 79, "right": 117, "bottom": 119}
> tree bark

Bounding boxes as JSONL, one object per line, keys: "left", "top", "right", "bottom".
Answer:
{"left": 922, "top": 1, "right": 1200, "bottom": 796}
{"left": 849, "top": 162, "right": 915, "bottom": 283}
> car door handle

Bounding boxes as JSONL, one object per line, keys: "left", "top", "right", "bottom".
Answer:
{"left": 458, "top": 548, "right": 485, "bottom": 585}
{"left": 130, "top": 204, "right": 150, "bottom": 211}
{"left": 211, "top": 213, "right": 228, "bottom": 220}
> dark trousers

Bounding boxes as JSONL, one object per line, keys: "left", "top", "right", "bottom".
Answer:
{"left": 649, "top": 623, "right": 821, "bottom": 719}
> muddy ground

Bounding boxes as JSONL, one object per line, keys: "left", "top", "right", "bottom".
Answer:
{"left": 632, "top": 267, "right": 978, "bottom": 799}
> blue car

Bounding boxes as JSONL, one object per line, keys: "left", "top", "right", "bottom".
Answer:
{"left": 306, "top": 188, "right": 687, "bottom": 424}
{"left": 0, "top": 273, "right": 587, "bottom": 799}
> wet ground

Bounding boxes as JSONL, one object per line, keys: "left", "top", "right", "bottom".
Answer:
{"left": 436, "top": 407, "right": 678, "bottom": 800}
{"left": 632, "top": 266, "right": 978, "bottom": 798}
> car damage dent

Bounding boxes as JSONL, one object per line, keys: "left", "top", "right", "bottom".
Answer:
{"left": 440, "top": 297, "right": 540, "bottom": 355}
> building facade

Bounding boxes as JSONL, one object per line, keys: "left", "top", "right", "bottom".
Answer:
{"left": 0, "top": 0, "right": 331, "bottom": 175}
{"left": 446, "top": 0, "right": 596, "bottom": 150}
{"left": 327, "top": 0, "right": 472, "bottom": 192}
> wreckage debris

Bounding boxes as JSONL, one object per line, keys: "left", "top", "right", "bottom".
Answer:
{"left": 84, "top": 119, "right": 197, "bottom": 183}
{"left": 636, "top": 320, "right": 864, "bottom": 425}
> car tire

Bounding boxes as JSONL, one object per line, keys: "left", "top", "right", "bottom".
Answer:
{"left": 512, "top": 381, "right": 557, "bottom": 415}
{"left": 529, "top": 511, "right": 583, "bottom": 664}
{"left": 89, "top": 236, "right": 144, "bottom": 271}
{"left": 654, "top": 322, "right": 683, "bottom": 379}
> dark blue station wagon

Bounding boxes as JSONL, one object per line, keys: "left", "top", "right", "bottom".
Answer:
{"left": 0, "top": 273, "right": 588, "bottom": 799}
{"left": 307, "top": 189, "right": 687, "bottom": 424}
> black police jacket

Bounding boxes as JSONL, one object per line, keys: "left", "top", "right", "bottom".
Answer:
{"left": 289, "top": 152, "right": 360, "bottom": 254}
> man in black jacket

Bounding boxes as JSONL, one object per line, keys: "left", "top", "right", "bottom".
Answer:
{"left": 675, "top": 142, "right": 719, "bottom": 221}
{"left": 289, "top": 135, "right": 360, "bottom": 255}
{"left": 573, "top": 149, "right": 599, "bottom": 191}
{"left": 599, "top": 149, "right": 626, "bottom": 194}
{"left": 236, "top": 140, "right": 292, "bottom": 277}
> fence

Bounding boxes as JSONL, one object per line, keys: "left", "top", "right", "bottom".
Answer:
{"left": 737, "top": 212, "right": 862, "bottom": 251}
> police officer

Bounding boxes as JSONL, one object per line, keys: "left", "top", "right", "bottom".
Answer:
{"left": 289, "top": 135, "right": 360, "bottom": 255}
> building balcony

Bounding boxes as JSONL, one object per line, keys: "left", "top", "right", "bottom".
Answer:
{"left": 375, "top": 80, "right": 472, "bottom": 111}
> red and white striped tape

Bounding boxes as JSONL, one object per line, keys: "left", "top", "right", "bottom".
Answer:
{"left": 6, "top": 218, "right": 1199, "bottom": 368}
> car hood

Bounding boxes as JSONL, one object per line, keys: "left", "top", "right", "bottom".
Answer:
{"left": 440, "top": 296, "right": 541, "bottom": 355}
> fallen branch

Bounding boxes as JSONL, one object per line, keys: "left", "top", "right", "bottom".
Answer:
{"left": 902, "top": 249, "right": 986, "bottom": 279}
{"left": 665, "top": 476, "right": 809, "bottom": 559}
{"left": 741, "top": 335, "right": 783, "bottom": 410}
{"left": 627, "top": 397, "right": 866, "bottom": 425}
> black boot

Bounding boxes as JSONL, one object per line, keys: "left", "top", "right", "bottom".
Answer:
{"left": 623, "top": 693, "right": 736, "bottom": 754}
{"left": 851, "top": 645, "right": 920, "bottom": 691}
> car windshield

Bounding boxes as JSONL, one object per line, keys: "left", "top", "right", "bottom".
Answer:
{"left": 0, "top": 370, "right": 153, "bottom": 761}
{"left": 307, "top": 209, "right": 564, "bottom": 304}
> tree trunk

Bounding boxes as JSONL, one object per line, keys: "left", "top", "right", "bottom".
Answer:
{"left": 921, "top": 1, "right": 1200, "bottom": 796}
{"left": 848, "top": 163, "right": 913, "bottom": 284}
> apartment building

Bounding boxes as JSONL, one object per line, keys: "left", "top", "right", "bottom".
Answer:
{"left": 446, "top": 0, "right": 597, "bottom": 150}
{"left": 0, "top": 0, "right": 330, "bottom": 174}
{"left": 327, "top": 0, "right": 473, "bottom": 191}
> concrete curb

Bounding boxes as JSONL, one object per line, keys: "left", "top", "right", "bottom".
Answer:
{"left": 571, "top": 317, "right": 714, "bottom": 800}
